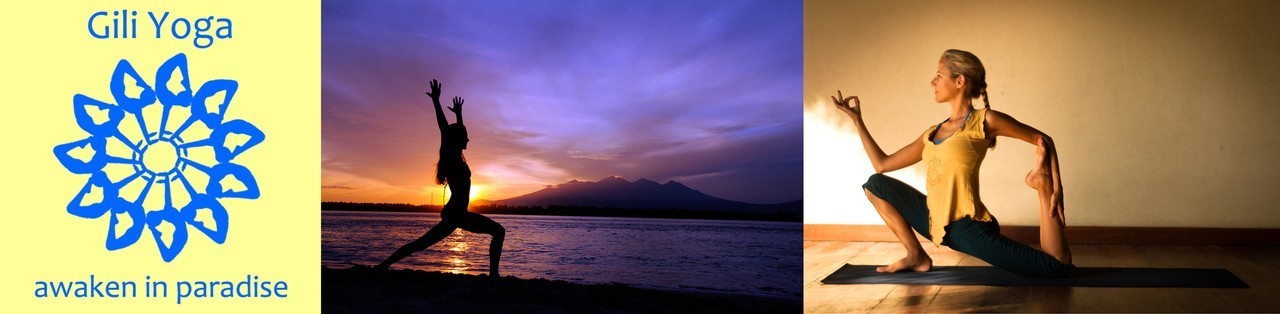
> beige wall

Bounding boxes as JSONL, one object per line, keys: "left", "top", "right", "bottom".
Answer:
{"left": 805, "top": 0, "right": 1280, "bottom": 228}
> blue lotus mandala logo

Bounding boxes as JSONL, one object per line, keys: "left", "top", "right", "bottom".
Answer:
{"left": 53, "top": 53, "right": 264, "bottom": 262}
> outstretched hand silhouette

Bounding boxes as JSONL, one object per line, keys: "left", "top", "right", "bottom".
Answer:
{"left": 450, "top": 96, "right": 464, "bottom": 115}
{"left": 426, "top": 79, "right": 442, "bottom": 100}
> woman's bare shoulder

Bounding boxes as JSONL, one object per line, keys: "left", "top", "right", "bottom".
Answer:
{"left": 983, "top": 109, "right": 1020, "bottom": 128}
{"left": 984, "top": 108, "right": 1011, "bottom": 120}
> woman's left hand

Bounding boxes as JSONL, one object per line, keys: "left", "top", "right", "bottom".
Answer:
{"left": 450, "top": 96, "right": 464, "bottom": 114}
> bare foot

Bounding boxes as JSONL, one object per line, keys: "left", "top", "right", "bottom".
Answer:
{"left": 1024, "top": 147, "right": 1044, "bottom": 188}
{"left": 1026, "top": 138, "right": 1066, "bottom": 225}
{"left": 1025, "top": 139, "right": 1053, "bottom": 193}
{"left": 876, "top": 255, "right": 933, "bottom": 273}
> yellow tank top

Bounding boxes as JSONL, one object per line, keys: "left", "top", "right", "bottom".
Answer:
{"left": 920, "top": 108, "right": 994, "bottom": 246}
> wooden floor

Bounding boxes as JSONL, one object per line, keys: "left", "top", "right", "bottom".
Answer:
{"left": 804, "top": 241, "right": 1280, "bottom": 313}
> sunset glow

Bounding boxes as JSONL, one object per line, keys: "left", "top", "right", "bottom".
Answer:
{"left": 322, "top": 0, "right": 802, "bottom": 205}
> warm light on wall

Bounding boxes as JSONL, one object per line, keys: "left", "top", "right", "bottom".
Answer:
{"left": 804, "top": 96, "right": 928, "bottom": 224}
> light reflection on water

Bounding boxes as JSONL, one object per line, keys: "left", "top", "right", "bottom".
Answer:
{"left": 322, "top": 211, "right": 802, "bottom": 298}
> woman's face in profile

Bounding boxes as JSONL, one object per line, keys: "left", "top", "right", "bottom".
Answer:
{"left": 931, "top": 60, "right": 960, "bottom": 103}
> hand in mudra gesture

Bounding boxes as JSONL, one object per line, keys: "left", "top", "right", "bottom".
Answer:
{"left": 830, "top": 90, "right": 861, "bottom": 120}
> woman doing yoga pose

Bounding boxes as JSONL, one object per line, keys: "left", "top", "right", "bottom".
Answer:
{"left": 376, "top": 79, "right": 506, "bottom": 278}
{"left": 833, "top": 49, "right": 1073, "bottom": 277}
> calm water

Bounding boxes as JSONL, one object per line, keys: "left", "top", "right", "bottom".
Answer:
{"left": 322, "top": 211, "right": 802, "bottom": 299}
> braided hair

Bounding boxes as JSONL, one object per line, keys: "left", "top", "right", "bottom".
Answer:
{"left": 941, "top": 49, "right": 996, "bottom": 149}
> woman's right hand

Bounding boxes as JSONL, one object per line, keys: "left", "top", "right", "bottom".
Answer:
{"left": 426, "top": 79, "right": 442, "bottom": 100}
{"left": 831, "top": 90, "right": 861, "bottom": 120}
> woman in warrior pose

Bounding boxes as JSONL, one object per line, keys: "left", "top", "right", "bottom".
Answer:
{"left": 834, "top": 49, "right": 1072, "bottom": 277}
{"left": 377, "top": 79, "right": 506, "bottom": 278}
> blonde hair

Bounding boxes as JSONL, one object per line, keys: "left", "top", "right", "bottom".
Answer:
{"left": 941, "top": 49, "right": 995, "bottom": 149}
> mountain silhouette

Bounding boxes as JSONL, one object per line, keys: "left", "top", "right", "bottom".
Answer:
{"left": 494, "top": 176, "right": 799, "bottom": 214}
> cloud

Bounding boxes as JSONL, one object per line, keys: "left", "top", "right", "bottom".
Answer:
{"left": 322, "top": 0, "right": 802, "bottom": 204}
{"left": 567, "top": 151, "right": 619, "bottom": 161}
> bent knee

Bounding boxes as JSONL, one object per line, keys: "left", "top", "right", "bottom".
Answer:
{"left": 864, "top": 173, "right": 890, "bottom": 186}
{"left": 863, "top": 173, "right": 890, "bottom": 200}
{"left": 863, "top": 173, "right": 890, "bottom": 190}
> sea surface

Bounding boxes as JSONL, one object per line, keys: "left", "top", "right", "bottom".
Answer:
{"left": 322, "top": 211, "right": 802, "bottom": 299}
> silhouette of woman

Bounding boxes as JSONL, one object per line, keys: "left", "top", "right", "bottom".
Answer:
{"left": 376, "top": 79, "right": 506, "bottom": 278}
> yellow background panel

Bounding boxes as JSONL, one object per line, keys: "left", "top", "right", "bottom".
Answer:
{"left": 1, "top": 1, "right": 319, "bottom": 312}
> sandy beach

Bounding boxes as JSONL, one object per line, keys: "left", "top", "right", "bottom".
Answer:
{"left": 322, "top": 266, "right": 799, "bottom": 313}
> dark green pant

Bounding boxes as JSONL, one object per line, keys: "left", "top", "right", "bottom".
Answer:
{"left": 863, "top": 173, "right": 1074, "bottom": 278}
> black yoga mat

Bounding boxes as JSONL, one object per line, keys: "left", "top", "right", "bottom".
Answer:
{"left": 821, "top": 264, "right": 1249, "bottom": 288}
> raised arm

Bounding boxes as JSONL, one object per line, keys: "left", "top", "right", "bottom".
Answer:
{"left": 831, "top": 91, "right": 923, "bottom": 173}
{"left": 449, "top": 96, "right": 464, "bottom": 126}
{"left": 985, "top": 109, "right": 1065, "bottom": 220}
{"left": 426, "top": 79, "right": 448, "bottom": 130}
{"left": 987, "top": 109, "right": 1071, "bottom": 263}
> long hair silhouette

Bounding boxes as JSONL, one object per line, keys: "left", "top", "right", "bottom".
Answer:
{"left": 437, "top": 123, "right": 467, "bottom": 185}
{"left": 377, "top": 79, "right": 506, "bottom": 278}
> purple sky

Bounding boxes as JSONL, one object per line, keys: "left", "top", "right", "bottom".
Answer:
{"left": 322, "top": 0, "right": 801, "bottom": 205}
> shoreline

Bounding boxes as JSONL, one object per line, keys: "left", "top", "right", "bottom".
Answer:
{"left": 323, "top": 210, "right": 803, "bottom": 228}
{"left": 320, "top": 202, "right": 802, "bottom": 223}
{"left": 322, "top": 266, "right": 800, "bottom": 313}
